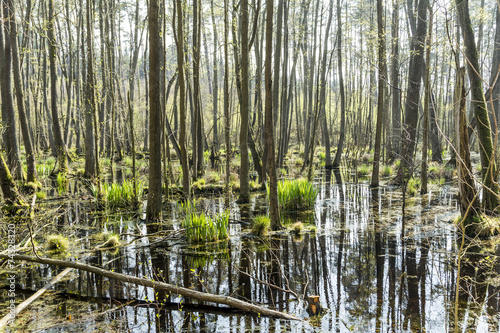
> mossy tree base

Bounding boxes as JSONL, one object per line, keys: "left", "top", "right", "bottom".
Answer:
{"left": 457, "top": 214, "right": 500, "bottom": 238}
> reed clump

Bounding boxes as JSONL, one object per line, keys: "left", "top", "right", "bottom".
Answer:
{"left": 182, "top": 200, "right": 229, "bottom": 243}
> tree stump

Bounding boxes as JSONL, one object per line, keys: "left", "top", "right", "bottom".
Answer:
{"left": 306, "top": 295, "right": 323, "bottom": 316}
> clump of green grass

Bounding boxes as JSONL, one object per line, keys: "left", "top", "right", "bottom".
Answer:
{"left": 47, "top": 235, "right": 69, "bottom": 253}
{"left": 36, "top": 191, "right": 47, "bottom": 200}
{"left": 182, "top": 200, "right": 229, "bottom": 243}
{"left": 98, "top": 232, "right": 121, "bottom": 248}
{"left": 192, "top": 178, "right": 206, "bottom": 190}
{"left": 205, "top": 171, "right": 221, "bottom": 184}
{"left": 98, "top": 180, "right": 144, "bottom": 208}
{"left": 382, "top": 165, "right": 393, "bottom": 177}
{"left": 250, "top": 180, "right": 261, "bottom": 190}
{"left": 270, "top": 178, "right": 318, "bottom": 210}
{"left": 252, "top": 215, "right": 270, "bottom": 236}
{"left": 406, "top": 177, "right": 421, "bottom": 196}
{"left": 56, "top": 172, "right": 67, "bottom": 194}
{"left": 357, "top": 164, "right": 371, "bottom": 177}
{"left": 291, "top": 222, "right": 304, "bottom": 235}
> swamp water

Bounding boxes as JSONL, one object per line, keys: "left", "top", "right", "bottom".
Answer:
{"left": 1, "top": 170, "right": 500, "bottom": 332}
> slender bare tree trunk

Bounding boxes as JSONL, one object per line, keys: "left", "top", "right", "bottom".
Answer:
{"left": 7, "top": 0, "right": 36, "bottom": 183}
{"left": 146, "top": 0, "right": 163, "bottom": 220}
{"left": 239, "top": 0, "right": 250, "bottom": 202}
{"left": 0, "top": 2, "right": 23, "bottom": 180}
{"left": 371, "top": 0, "right": 386, "bottom": 188}
{"left": 265, "top": 0, "right": 281, "bottom": 230}
{"left": 174, "top": 0, "right": 190, "bottom": 199}
{"left": 48, "top": 0, "right": 68, "bottom": 173}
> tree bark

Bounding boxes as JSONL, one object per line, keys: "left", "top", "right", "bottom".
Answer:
{"left": 84, "top": 0, "right": 97, "bottom": 179}
{"left": 265, "top": 0, "right": 281, "bottom": 230}
{"left": 48, "top": 0, "right": 69, "bottom": 173}
{"left": 146, "top": 0, "right": 163, "bottom": 220}
{"left": 332, "top": 0, "right": 345, "bottom": 168}
{"left": 174, "top": 0, "right": 190, "bottom": 199}
{"left": 455, "top": 67, "right": 479, "bottom": 226}
{"left": 7, "top": 0, "right": 36, "bottom": 183}
{"left": 239, "top": 0, "right": 250, "bottom": 202}
{"left": 395, "top": 0, "right": 428, "bottom": 184}
{"left": 456, "top": 0, "right": 500, "bottom": 214}
{"left": 371, "top": 0, "right": 386, "bottom": 187}
{"left": 0, "top": 1, "right": 23, "bottom": 180}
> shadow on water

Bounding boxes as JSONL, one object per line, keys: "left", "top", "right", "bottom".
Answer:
{"left": 5, "top": 169, "right": 500, "bottom": 332}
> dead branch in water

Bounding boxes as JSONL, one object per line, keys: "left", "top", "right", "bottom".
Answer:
{"left": 0, "top": 254, "right": 301, "bottom": 321}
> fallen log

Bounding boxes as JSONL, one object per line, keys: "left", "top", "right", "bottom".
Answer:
{"left": 0, "top": 254, "right": 301, "bottom": 321}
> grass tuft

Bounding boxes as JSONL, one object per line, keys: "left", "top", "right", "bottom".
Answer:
{"left": 181, "top": 200, "right": 229, "bottom": 243}
{"left": 47, "top": 235, "right": 69, "bottom": 253}
{"left": 94, "top": 180, "right": 144, "bottom": 208}
{"left": 270, "top": 178, "right": 318, "bottom": 211}
{"left": 252, "top": 215, "right": 270, "bottom": 236}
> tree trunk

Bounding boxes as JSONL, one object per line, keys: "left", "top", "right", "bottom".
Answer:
{"left": 332, "top": 0, "right": 346, "bottom": 168}
{"left": 0, "top": 2, "right": 23, "bottom": 180}
{"left": 48, "top": 0, "right": 68, "bottom": 173}
{"left": 210, "top": 0, "right": 219, "bottom": 150}
{"left": 421, "top": 8, "right": 432, "bottom": 195}
{"left": 84, "top": 0, "right": 97, "bottom": 179}
{"left": 371, "top": 0, "right": 386, "bottom": 188}
{"left": 146, "top": 0, "right": 163, "bottom": 220}
{"left": 239, "top": 0, "right": 250, "bottom": 202}
{"left": 174, "top": 0, "right": 190, "bottom": 199}
{"left": 390, "top": 0, "right": 401, "bottom": 158}
{"left": 455, "top": 67, "right": 479, "bottom": 228}
{"left": 7, "top": 0, "right": 36, "bottom": 183}
{"left": 395, "top": 0, "right": 428, "bottom": 184}
{"left": 265, "top": 0, "right": 281, "bottom": 230}
{"left": 456, "top": 0, "right": 500, "bottom": 214}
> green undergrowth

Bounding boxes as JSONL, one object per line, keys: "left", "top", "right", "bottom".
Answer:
{"left": 181, "top": 200, "right": 229, "bottom": 243}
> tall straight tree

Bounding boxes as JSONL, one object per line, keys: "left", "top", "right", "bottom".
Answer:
{"left": 192, "top": 0, "right": 203, "bottom": 179}
{"left": 395, "top": 0, "right": 427, "bottom": 183}
{"left": 210, "top": 0, "right": 219, "bottom": 150}
{"left": 371, "top": 0, "right": 386, "bottom": 187}
{"left": 265, "top": 0, "right": 281, "bottom": 230}
{"left": 174, "top": 0, "right": 190, "bottom": 199}
{"left": 0, "top": 1, "right": 23, "bottom": 179}
{"left": 239, "top": 0, "right": 250, "bottom": 202}
{"left": 332, "top": 0, "right": 346, "bottom": 168}
{"left": 146, "top": 0, "right": 163, "bottom": 220}
{"left": 84, "top": 0, "right": 97, "bottom": 178}
{"left": 48, "top": 0, "right": 68, "bottom": 173}
{"left": 456, "top": 0, "right": 500, "bottom": 213}
{"left": 390, "top": 0, "right": 401, "bottom": 158}
{"left": 6, "top": 0, "right": 36, "bottom": 182}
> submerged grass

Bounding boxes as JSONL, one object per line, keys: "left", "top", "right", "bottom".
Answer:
{"left": 182, "top": 200, "right": 229, "bottom": 243}
{"left": 270, "top": 178, "right": 318, "bottom": 211}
